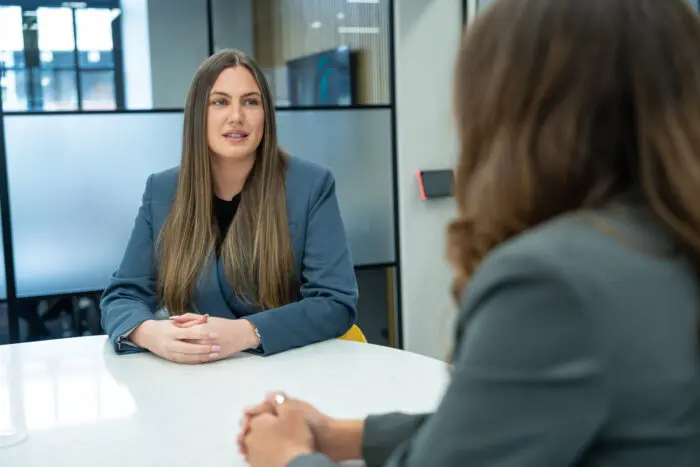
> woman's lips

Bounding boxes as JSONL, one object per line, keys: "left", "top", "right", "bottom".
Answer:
{"left": 223, "top": 131, "right": 249, "bottom": 142}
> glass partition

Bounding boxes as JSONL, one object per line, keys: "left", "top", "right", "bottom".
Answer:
{"left": 276, "top": 107, "right": 395, "bottom": 264}
{"left": 251, "top": 0, "right": 391, "bottom": 107}
{"left": 4, "top": 108, "right": 393, "bottom": 297}
{"left": 4, "top": 112, "right": 183, "bottom": 297}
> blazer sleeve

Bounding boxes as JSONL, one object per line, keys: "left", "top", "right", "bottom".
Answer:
{"left": 243, "top": 170, "right": 358, "bottom": 356}
{"left": 362, "top": 413, "right": 430, "bottom": 467}
{"left": 377, "top": 253, "right": 609, "bottom": 467}
{"left": 100, "top": 175, "right": 159, "bottom": 354}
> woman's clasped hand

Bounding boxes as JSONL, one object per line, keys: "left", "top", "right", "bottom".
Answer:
{"left": 238, "top": 392, "right": 362, "bottom": 467}
{"left": 129, "top": 313, "right": 260, "bottom": 364}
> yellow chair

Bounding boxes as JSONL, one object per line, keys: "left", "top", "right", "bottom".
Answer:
{"left": 339, "top": 324, "right": 367, "bottom": 343}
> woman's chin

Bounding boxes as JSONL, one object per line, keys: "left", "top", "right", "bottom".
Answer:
{"left": 211, "top": 149, "right": 256, "bottom": 162}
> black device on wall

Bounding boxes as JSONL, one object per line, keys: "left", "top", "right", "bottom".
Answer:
{"left": 416, "top": 169, "right": 454, "bottom": 200}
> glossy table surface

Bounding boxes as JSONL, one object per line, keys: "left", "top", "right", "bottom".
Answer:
{"left": 0, "top": 336, "right": 449, "bottom": 466}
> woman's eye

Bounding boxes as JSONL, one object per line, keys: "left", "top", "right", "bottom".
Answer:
{"left": 211, "top": 99, "right": 226, "bottom": 106}
{"left": 244, "top": 98, "right": 260, "bottom": 106}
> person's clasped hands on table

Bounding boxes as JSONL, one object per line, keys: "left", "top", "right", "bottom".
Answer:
{"left": 129, "top": 312, "right": 261, "bottom": 364}
{"left": 238, "top": 392, "right": 363, "bottom": 467}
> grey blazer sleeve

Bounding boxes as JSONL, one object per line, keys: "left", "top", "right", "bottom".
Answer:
{"left": 287, "top": 453, "right": 335, "bottom": 467}
{"left": 378, "top": 252, "right": 608, "bottom": 467}
{"left": 284, "top": 414, "right": 429, "bottom": 467}
{"left": 362, "top": 413, "right": 429, "bottom": 467}
{"left": 100, "top": 175, "right": 159, "bottom": 353}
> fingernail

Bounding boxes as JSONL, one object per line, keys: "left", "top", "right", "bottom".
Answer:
{"left": 209, "top": 332, "right": 218, "bottom": 339}
{"left": 208, "top": 352, "right": 219, "bottom": 359}
{"left": 212, "top": 345, "right": 220, "bottom": 352}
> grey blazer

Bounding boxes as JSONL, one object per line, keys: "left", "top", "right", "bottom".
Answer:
{"left": 290, "top": 207, "right": 700, "bottom": 467}
{"left": 100, "top": 155, "right": 359, "bottom": 356}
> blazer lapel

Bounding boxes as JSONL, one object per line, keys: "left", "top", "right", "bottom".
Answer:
{"left": 216, "top": 258, "right": 254, "bottom": 317}
{"left": 192, "top": 255, "right": 235, "bottom": 318}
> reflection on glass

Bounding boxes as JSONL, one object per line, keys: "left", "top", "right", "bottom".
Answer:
{"left": 75, "top": 8, "right": 115, "bottom": 69}
{"left": 80, "top": 70, "right": 116, "bottom": 110}
{"left": 0, "top": 6, "right": 23, "bottom": 58}
{"left": 39, "top": 70, "right": 78, "bottom": 111}
{"left": 0, "top": 5, "right": 26, "bottom": 111}
{"left": 37, "top": 7, "right": 76, "bottom": 69}
{"left": 1, "top": 69, "right": 28, "bottom": 111}
{"left": 0, "top": 347, "right": 28, "bottom": 448}
{"left": 252, "top": 0, "right": 390, "bottom": 106}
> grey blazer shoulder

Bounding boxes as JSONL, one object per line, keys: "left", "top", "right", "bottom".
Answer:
{"left": 100, "top": 155, "right": 359, "bottom": 356}
{"left": 293, "top": 208, "right": 700, "bottom": 467}
{"left": 145, "top": 156, "right": 343, "bottom": 229}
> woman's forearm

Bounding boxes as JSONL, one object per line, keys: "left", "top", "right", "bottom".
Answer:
{"left": 129, "top": 319, "right": 156, "bottom": 350}
{"left": 321, "top": 419, "right": 365, "bottom": 462}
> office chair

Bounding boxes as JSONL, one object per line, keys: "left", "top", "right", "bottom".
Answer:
{"left": 339, "top": 324, "right": 367, "bottom": 343}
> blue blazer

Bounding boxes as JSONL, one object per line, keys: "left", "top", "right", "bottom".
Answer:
{"left": 100, "top": 155, "right": 358, "bottom": 356}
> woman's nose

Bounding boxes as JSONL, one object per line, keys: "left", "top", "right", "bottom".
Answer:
{"left": 227, "top": 104, "right": 244, "bottom": 123}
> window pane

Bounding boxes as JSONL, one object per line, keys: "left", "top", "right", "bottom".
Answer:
{"left": 80, "top": 70, "right": 116, "bottom": 110}
{"left": 76, "top": 8, "right": 115, "bottom": 68}
{"left": 0, "top": 69, "right": 28, "bottom": 111}
{"left": 251, "top": 0, "right": 391, "bottom": 106}
{"left": 36, "top": 7, "right": 76, "bottom": 68}
{"left": 0, "top": 6, "right": 24, "bottom": 64}
{"left": 39, "top": 69, "right": 78, "bottom": 111}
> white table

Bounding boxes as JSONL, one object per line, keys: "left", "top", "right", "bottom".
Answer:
{"left": 0, "top": 336, "right": 449, "bottom": 466}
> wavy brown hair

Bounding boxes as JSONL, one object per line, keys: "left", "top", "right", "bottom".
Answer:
{"left": 448, "top": 0, "right": 700, "bottom": 303}
{"left": 157, "top": 50, "right": 296, "bottom": 315}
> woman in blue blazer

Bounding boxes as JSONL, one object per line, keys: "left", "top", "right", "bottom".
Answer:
{"left": 100, "top": 49, "right": 358, "bottom": 363}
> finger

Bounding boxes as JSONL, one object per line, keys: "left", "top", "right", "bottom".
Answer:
{"left": 183, "top": 338, "right": 218, "bottom": 346}
{"left": 239, "top": 414, "right": 251, "bottom": 435}
{"left": 275, "top": 401, "right": 306, "bottom": 423}
{"left": 173, "top": 320, "right": 206, "bottom": 329}
{"left": 168, "top": 351, "right": 219, "bottom": 364}
{"left": 175, "top": 325, "right": 218, "bottom": 341}
{"left": 169, "top": 313, "right": 204, "bottom": 321}
{"left": 170, "top": 314, "right": 208, "bottom": 326}
{"left": 241, "top": 402, "right": 272, "bottom": 428}
{"left": 248, "top": 413, "right": 276, "bottom": 431}
{"left": 168, "top": 339, "right": 220, "bottom": 356}
{"left": 244, "top": 400, "right": 276, "bottom": 416}
{"left": 264, "top": 391, "right": 290, "bottom": 405}
{"left": 237, "top": 432, "right": 247, "bottom": 455}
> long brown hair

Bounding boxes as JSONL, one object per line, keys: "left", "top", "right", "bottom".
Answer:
{"left": 157, "top": 49, "right": 296, "bottom": 315}
{"left": 448, "top": 0, "right": 700, "bottom": 303}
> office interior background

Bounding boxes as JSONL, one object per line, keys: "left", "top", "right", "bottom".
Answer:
{"left": 0, "top": 0, "right": 405, "bottom": 350}
{"left": 4, "top": 0, "right": 696, "bottom": 358}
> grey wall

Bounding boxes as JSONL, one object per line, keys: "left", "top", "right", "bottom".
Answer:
{"left": 394, "top": 0, "right": 462, "bottom": 359}
{"left": 119, "top": 0, "right": 255, "bottom": 109}
{"left": 146, "top": 0, "right": 209, "bottom": 108}
{"left": 211, "top": 0, "right": 255, "bottom": 56}
{"left": 120, "top": 0, "right": 153, "bottom": 109}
